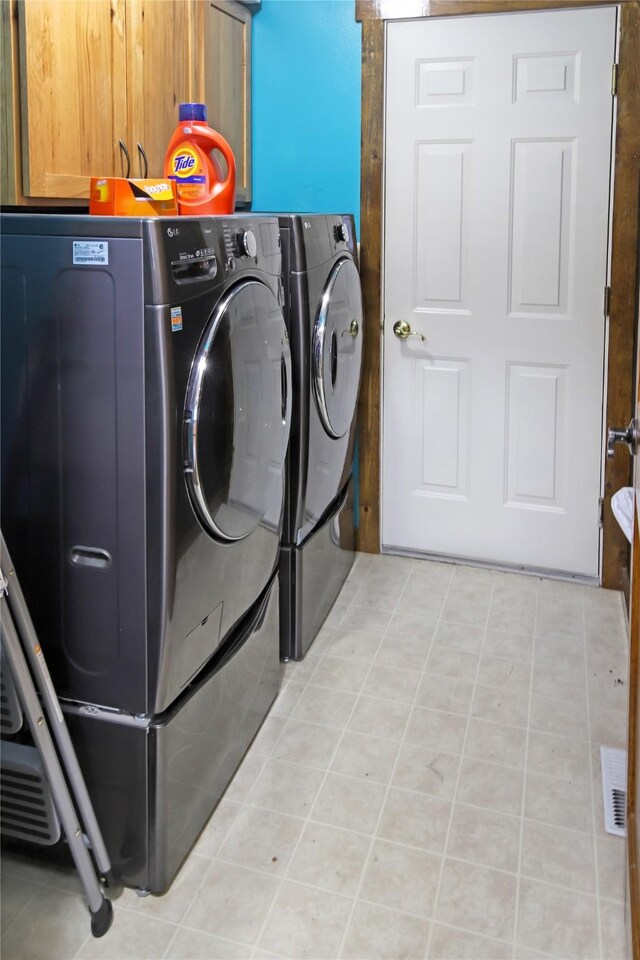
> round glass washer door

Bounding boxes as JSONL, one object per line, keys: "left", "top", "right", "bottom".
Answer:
{"left": 312, "top": 257, "right": 364, "bottom": 440}
{"left": 184, "top": 279, "right": 292, "bottom": 542}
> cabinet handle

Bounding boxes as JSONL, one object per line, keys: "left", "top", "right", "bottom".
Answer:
{"left": 137, "top": 143, "right": 148, "bottom": 179}
{"left": 118, "top": 139, "right": 131, "bottom": 179}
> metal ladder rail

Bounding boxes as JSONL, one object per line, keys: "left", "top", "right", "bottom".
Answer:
{"left": 0, "top": 543, "right": 113, "bottom": 938}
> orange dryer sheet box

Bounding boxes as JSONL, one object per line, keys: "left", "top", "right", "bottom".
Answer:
{"left": 89, "top": 177, "right": 178, "bottom": 216}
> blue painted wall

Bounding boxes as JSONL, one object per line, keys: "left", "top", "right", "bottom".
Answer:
{"left": 251, "top": 0, "right": 362, "bottom": 232}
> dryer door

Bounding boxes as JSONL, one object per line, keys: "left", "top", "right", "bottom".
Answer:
{"left": 184, "top": 280, "right": 292, "bottom": 541}
{"left": 312, "top": 257, "right": 364, "bottom": 439}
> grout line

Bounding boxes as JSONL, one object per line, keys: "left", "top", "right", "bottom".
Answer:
{"left": 513, "top": 574, "right": 541, "bottom": 960}
{"left": 424, "top": 571, "right": 502, "bottom": 959}
{"left": 583, "top": 583, "right": 606, "bottom": 960}
{"left": 248, "top": 557, "right": 423, "bottom": 959}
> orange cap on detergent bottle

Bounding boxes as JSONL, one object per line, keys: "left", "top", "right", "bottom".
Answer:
{"left": 164, "top": 103, "right": 236, "bottom": 215}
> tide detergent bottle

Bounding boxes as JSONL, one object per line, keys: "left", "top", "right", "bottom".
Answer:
{"left": 164, "top": 103, "right": 236, "bottom": 215}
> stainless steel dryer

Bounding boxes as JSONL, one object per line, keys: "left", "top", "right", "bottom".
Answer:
{"left": 276, "top": 214, "right": 364, "bottom": 661}
{"left": 0, "top": 213, "right": 291, "bottom": 891}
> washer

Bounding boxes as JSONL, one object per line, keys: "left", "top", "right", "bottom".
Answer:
{"left": 276, "top": 214, "right": 364, "bottom": 661}
{"left": 0, "top": 213, "right": 291, "bottom": 891}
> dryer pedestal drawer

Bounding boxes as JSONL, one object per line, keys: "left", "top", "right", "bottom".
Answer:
{"left": 280, "top": 475, "right": 355, "bottom": 662}
{"left": 64, "top": 573, "right": 282, "bottom": 894}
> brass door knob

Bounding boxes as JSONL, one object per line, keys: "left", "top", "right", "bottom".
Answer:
{"left": 393, "top": 320, "right": 426, "bottom": 342}
{"left": 341, "top": 319, "right": 359, "bottom": 338}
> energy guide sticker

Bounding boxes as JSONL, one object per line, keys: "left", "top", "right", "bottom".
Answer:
{"left": 73, "top": 241, "right": 109, "bottom": 265}
{"left": 171, "top": 307, "right": 183, "bottom": 332}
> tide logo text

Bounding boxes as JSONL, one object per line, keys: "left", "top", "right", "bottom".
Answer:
{"left": 173, "top": 154, "right": 196, "bottom": 173}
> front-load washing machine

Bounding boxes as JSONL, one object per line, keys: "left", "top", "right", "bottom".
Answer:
{"left": 276, "top": 214, "right": 364, "bottom": 661}
{"left": 0, "top": 213, "right": 291, "bottom": 891}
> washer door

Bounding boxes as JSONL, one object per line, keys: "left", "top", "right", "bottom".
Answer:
{"left": 184, "top": 279, "right": 292, "bottom": 541}
{"left": 312, "top": 257, "right": 364, "bottom": 439}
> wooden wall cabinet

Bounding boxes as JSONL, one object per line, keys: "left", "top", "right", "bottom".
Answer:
{"left": 196, "top": 0, "right": 253, "bottom": 205}
{"left": 2, "top": 0, "right": 255, "bottom": 205}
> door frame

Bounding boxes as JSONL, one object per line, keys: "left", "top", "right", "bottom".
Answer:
{"left": 355, "top": 0, "right": 640, "bottom": 591}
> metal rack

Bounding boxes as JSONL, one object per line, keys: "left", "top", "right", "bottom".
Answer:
{"left": 0, "top": 534, "right": 114, "bottom": 938}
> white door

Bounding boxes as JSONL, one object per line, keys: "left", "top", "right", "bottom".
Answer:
{"left": 382, "top": 7, "right": 616, "bottom": 578}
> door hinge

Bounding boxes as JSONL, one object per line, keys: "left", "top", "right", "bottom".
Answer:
{"left": 599, "top": 496, "right": 605, "bottom": 528}
{"left": 604, "top": 285, "right": 611, "bottom": 317}
{"left": 612, "top": 63, "right": 618, "bottom": 96}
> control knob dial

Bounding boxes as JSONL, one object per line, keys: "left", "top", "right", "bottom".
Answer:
{"left": 236, "top": 229, "right": 257, "bottom": 259}
{"left": 333, "top": 223, "right": 348, "bottom": 243}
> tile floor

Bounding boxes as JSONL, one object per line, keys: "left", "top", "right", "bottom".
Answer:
{"left": 0, "top": 553, "right": 632, "bottom": 960}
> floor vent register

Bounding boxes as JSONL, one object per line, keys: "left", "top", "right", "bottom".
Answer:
{"left": 600, "top": 745, "right": 627, "bottom": 837}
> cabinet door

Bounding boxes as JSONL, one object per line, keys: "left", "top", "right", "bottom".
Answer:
{"left": 18, "top": 0, "right": 127, "bottom": 198}
{"left": 126, "top": 0, "right": 195, "bottom": 178}
{"left": 204, "top": 1, "right": 252, "bottom": 204}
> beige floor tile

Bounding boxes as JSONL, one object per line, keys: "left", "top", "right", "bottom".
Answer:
{"left": 427, "top": 644, "right": 480, "bottom": 682}
{"left": 387, "top": 611, "right": 440, "bottom": 642}
{"left": 476, "top": 655, "right": 531, "bottom": 693}
{"left": 393, "top": 743, "right": 461, "bottom": 799}
{"left": 590, "top": 705, "right": 628, "bottom": 750}
{"left": 435, "top": 857, "right": 517, "bottom": 942}
{"left": 292, "top": 685, "right": 357, "bottom": 729}
{"left": 251, "top": 714, "right": 289, "bottom": 758}
{"left": 1, "top": 875, "right": 34, "bottom": 934}
{"left": 309, "top": 655, "right": 371, "bottom": 695}
{"left": 324, "top": 600, "right": 351, "bottom": 631}
{"left": 433, "top": 621, "right": 485, "bottom": 655}
{"left": 452, "top": 565, "right": 495, "bottom": 592}
{"left": 331, "top": 731, "right": 400, "bottom": 784}
{"left": 516, "top": 878, "right": 599, "bottom": 959}
{"left": 600, "top": 897, "right": 631, "bottom": 960}
{"left": 270, "top": 678, "right": 307, "bottom": 717}
{"left": 326, "top": 629, "right": 382, "bottom": 662}
{"left": 182, "top": 862, "right": 279, "bottom": 945}
{"left": 376, "top": 634, "right": 433, "bottom": 674}
{"left": 348, "top": 695, "right": 412, "bottom": 742}
{"left": 127, "top": 854, "right": 210, "bottom": 924}
{"left": 523, "top": 771, "right": 593, "bottom": 834}
{"left": 342, "top": 901, "right": 430, "bottom": 960}
{"left": 532, "top": 663, "right": 587, "bottom": 704}
{"left": 75, "top": 907, "right": 176, "bottom": 959}
{"left": 0, "top": 886, "right": 88, "bottom": 960}
{"left": 407, "top": 561, "right": 455, "bottom": 592}
{"left": 416, "top": 673, "right": 475, "bottom": 716}
{"left": 487, "top": 604, "right": 536, "bottom": 636}
{"left": 465, "top": 717, "right": 527, "bottom": 769}
{"left": 218, "top": 806, "right": 305, "bottom": 876}
{"left": 447, "top": 803, "right": 520, "bottom": 872}
{"left": 535, "top": 635, "right": 585, "bottom": 675}
{"left": 406, "top": 707, "right": 467, "bottom": 754}
{"left": 194, "top": 800, "right": 242, "bottom": 858}
{"left": 222, "top": 753, "right": 268, "bottom": 804}
{"left": 363, "top": 664, "right": 421, "bottom": 704}
{"left": 354, "top": 579, "right": 406, "bottom": 612}
{"left": 529, "top": 694, "right": 589, "bottom": 742}
{"left": 441, "top": 596, "right": 490, "bottom": 628}
{"left": 377, "top": 788, "right": 452, "bottom": 853}
{"left": 456, "top": 756, "right": 524, "bottom": 815}
{"left": 527, "top": 730, "right": 591, "bottom": 783}
{"left": 258, "top": 880, "right": 352, "bottom": 959}
{"left": 397, "top": 590, "right": 445, "bottom": 621}
{"left": 597, "top": 835, "right": 627, "bottom": 903}
{"left": 521, "top": 820, "right": 596, "bottom": 893}
{"left": 271, "top": 718, "right": 342, "bottom": 769}
{"left": 310, "top": 772, "right": 386, "bottom": 835}
{"left": 428, "top": 923, "right": 512, "bottom": 959}
{"left": 360, "top": 840, "right": 441, "bottom": 918}
{"left": 164, "top": 928, "right": 252, "bottom": 959}
{"left": 246, "top": 759, "right": 324, "bottom": 817}
{"left": 286, "top": 821, "right": 370, "bottom": 896}
{"left": 471, "top": 684, "right": 530, "bottom": 728}
{"left": 483, "top": 628, "right": 534, "bottom": 663}
{"left": 338, "top": 604, "right": 393, "bottom": 638}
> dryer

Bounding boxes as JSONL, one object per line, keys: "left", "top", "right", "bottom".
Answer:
{"left": 0, "top": 213, "right": 291, "bottom": 891}
{"left": 277, "top": 214, "right": 364, "bottom": 661}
